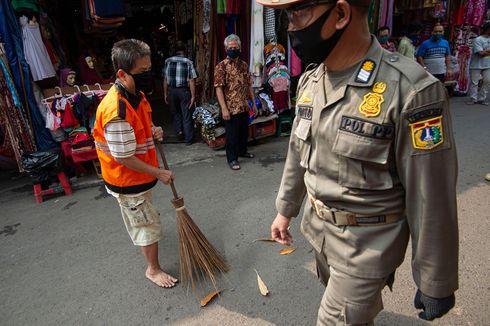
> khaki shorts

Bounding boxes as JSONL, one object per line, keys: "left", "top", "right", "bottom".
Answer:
{"left": 116, "top": 191, "right": 161, "bottom": 246}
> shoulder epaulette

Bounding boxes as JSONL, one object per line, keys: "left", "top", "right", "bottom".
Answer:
{"left": 117, "top": 99, "right": 127, "bottom": 120}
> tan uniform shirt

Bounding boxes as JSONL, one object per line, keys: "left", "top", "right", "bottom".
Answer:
{"left": 276, "top": 39, "right": 458, "bottom": 298}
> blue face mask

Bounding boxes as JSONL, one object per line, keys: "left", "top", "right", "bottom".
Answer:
{"left": 378, "top": 36, "right": 389, "bottom": 44}
{"left": 226, "top": 49, "right": 240, "bottom": 59}
{"left": 432, "top": 34, "right": 443, "bottom": 41}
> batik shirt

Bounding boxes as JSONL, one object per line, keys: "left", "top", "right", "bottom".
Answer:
{"left": 214, "top": 58, "right": 251, "bottom": 115}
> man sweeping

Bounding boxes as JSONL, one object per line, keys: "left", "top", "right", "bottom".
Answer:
{"left": 93, "top": 39, "right": 178, "bottom": 288}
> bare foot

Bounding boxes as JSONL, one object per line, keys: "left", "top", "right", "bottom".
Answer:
{"left": 145, "top": 267, "right": 178, "bottom": 288}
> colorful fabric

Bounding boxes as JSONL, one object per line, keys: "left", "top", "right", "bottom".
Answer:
{"left": 217, "top": 0, "right": 226, "bottom": 14}
{"left": 290, "top": 47, "right": 302, "bottom": 77}
{"left": 163, "top": 55, "right": 197, "bottom": 88}
{"left": 214, "top": 58, "right": 252, "bottom": 115}
{"left": 464, "top": 0, "right": 487, "bottom": 26}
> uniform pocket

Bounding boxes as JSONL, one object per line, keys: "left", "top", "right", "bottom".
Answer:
{"left": 294, "top": 119, "right": 312, "bottom": 169}
{"left": 119, "top": 196, "right": 155, "bottom": 227}
{"left": 333, "top": 130, "right": 393, "bottom": 190}
{"left": 343, "top": 300, "right": 383, "bottom": 324}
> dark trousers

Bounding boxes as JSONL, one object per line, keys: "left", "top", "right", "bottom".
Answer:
{"left": 168, "top": 87, "right": 194, "bottom": 143}
{"left": 225, "top": 111, "right": 249, "bottom": 163}
{"left": 433, "top": 73, "right": 446, "bottom": 82}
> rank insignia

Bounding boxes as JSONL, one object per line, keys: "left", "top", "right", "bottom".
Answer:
{"left": 355, "top": 60, "right": 376, "bottom": 83}
{"left": 298, "top": 90, "right": 312, "bottom": 104}
{"left": 372, "top": 82, "right": 386, "bottom": 94}
{"left": 410, "top": 116, "right": 444, "bottom": 150}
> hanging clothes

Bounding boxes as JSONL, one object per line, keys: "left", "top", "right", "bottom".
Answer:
{"left": 0, "top": 0, "right": 56, "bottom": 150}
{"left": 290, "top": 47, "right": 301, "bottom": 77}
{"left": 263, "top": 8, "right": 276, "bottom": 43}
{"left": 19, "top": 16, "right": 56, "bottom": 82}
{"left": 250, "top": 0, "right": 264, "bottom": 87}
{"left": 464, "top": 0, "right": 487, "bottom": 26}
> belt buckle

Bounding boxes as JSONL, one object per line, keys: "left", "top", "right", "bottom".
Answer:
{"left": 313, "top": 199, "right": 325, "bottom": 220}
{"left": 315, "top": 199, "right": 336, "bottom": 224}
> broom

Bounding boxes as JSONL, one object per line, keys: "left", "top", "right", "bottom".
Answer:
{"left": 155, "top": 142, "right": 229, "bottom": 290}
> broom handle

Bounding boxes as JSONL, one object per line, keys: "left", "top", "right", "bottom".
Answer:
{"left": 155, "top": 142, "right": 179, "bottom": 200}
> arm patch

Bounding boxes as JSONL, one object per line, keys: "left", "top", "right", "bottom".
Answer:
{"left": 407, "top": 108, "right": 442, "bottom": 123}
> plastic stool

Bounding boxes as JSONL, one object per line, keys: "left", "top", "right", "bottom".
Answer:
{"left": 276, "top": 114, "right": 293, "bottom": 137}
{"left": 33, "top": 171, "right": 72, "bottom": 203}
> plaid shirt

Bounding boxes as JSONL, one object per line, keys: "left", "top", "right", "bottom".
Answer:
{"left": 163, "top": 55, "right": 197, "bottom": 88}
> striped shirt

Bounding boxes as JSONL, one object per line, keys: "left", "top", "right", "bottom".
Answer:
{"left": 163, "top": 55, "right": 197, "bottom": 88}
{"left": 104, "top": 118, "right": 136, "bottom": 158}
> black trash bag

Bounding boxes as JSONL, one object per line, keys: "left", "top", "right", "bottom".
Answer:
{"left": 21, "top": 148, "right": 63, "bottom": 184}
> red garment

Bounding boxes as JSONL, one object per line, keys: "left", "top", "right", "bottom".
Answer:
{"left": 272, "top": 90, "right": 289, "bottom": 114}
{"left": 464, "top": 0, "right": 487, "bottom": 26}
{"left": 78, "top": 56, "right": 105, "bottom": 85}
{"left": 290, "top": 47, "right": 301, "bottom": 77}
{"left": 226, "top": 0, "right": 240, "bottom": 14}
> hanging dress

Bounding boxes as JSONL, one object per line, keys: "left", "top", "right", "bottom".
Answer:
{"left": 19, "top": 16, "right": 56, "bottom": 81}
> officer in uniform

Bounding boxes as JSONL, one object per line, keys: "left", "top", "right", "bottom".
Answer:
{"left": 256, "top": 0, "right": 459, "bottom": 325}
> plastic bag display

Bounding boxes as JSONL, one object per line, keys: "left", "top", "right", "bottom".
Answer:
{"left": 21, "top": 148, "right": 63, "bottom": 184}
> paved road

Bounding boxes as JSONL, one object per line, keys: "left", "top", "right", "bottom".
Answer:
{"left": 0, "top": 97, "right": 489, "bottom": 325}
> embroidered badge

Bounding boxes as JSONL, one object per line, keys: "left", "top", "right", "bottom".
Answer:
{"left": 410, "top": 116, "right": 444, "bottom": 150}
{"left": 298, "top": 106, "right": 313, "bottom": 120}
{"left": 407, "top": 108, "right": 443, "bottom": 123}
{"left": 355, "top": 60, "right": 376, "bottom": 83}
{"left": 340, "top": 116, "right": 394, "bottom": 140}
{"left": 372, "top": 82, "right": 386, "bottom": 94}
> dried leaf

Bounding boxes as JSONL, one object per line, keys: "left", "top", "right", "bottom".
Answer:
{"left": 279, "top": 247, "right": 296, "bottom": 255}
{"left": 200, "top": 289, "right": 223, "bottom": 307}
{"left": 253, "top": 237, "right": 275, "bottom": 242}
{"left": 254, "top": 269, "right": 269, "bottom": 296}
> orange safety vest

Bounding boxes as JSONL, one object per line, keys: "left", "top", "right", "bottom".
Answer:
{"left": 93, "top": 86, "right": 158, "bottom": 194}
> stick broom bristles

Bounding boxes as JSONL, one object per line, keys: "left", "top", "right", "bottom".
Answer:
{"left": 157, "top": 143, "right": 229, "bottom": 290}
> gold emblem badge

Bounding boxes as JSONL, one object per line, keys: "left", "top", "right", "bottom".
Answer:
{"left": 362, "top": 61, "right": 375, "bottom": 71}
{"left": 372, "top": 82, "right": 386, "bottom": 94}
{"left": 359, "top": 82, "right": 387, "bottom": 118}
{"left": 297, "top": 90, "right": 312, "bottom": 104}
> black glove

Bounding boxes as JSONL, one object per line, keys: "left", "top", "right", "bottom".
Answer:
{"left": 414, "top": 289, "right": 455, "bottom": 321}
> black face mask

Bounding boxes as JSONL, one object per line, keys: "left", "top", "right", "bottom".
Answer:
{"left": 288, "top": 5, "right": 351, "bottom": 64}
{"left": 128, "top": 70, "right": 153, "bottom": 94}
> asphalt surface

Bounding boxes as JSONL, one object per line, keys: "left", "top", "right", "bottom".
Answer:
{"left": 0, "top": 97, "right": 489, "bottom": 325}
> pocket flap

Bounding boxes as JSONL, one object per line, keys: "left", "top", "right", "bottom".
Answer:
{"left": 119, "top": 196, "right": 145, "bottom": 209}
{"left": 294, "top": 119, "right": 311, "bottom": 141}
{"left": 332, "top": 130, "right": 391, "bottom": 164}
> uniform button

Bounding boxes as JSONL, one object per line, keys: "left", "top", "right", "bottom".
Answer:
{"left": 389, "top": 55, "right": 399, "bottom": 62}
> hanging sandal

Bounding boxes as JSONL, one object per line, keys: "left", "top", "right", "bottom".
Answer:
{"left": 239, "top": 152, "right": 255, "bottom": 158}
{"left": 229, "top": 160, "right": 240, "bottom": 170}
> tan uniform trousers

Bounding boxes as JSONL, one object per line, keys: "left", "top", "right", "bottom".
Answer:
{"left": 315, "top": 251, "right": 391, "bottom": 326}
